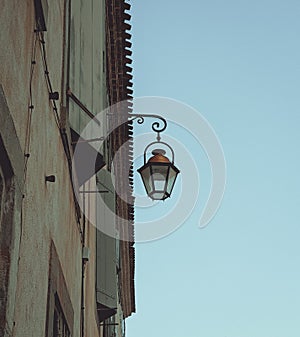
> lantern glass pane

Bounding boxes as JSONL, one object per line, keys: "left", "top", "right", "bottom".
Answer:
{"left": 151, "top": 164, "right": 169, "bottom": 192}
{"left": 151, "top": 191, "right": 166, "bottom": 200}
{"left": 166, "top": 166, "right": 178, "bottom": 194}
{"left": 139, "top": 165, "right": 153, "bottom": 194}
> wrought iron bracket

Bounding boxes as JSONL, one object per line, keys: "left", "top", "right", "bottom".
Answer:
{"left": 130, "top": 113, "right": 167, "bottom": 141}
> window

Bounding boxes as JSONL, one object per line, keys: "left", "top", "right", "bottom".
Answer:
{"left": 102, "top": 316, "right": 117, "bottom": 337}
{"left": 45, "top": 242, "right": 74, "bottom": 337}
{"left": 53, "top": 295, "right": 71, "bottom": 337}
{"left": 96, "top": 169, "right": 118, "bottom": 322}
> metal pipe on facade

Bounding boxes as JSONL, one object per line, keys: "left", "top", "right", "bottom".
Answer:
{"left": 81, "top": 183, "right": 86, "bottom": 337}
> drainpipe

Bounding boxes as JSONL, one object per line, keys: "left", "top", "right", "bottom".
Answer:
{"left": 81, "top": 184, "right": 86, "bottom": 337}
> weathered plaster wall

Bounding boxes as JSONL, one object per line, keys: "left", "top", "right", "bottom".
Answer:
{"left": 0, "top": 85, "right": 24, "bottom": 337}
{"left": 0, "top": 0, "right": 131, "bottom": 336}
{"left": 0, "top": 1, "right": 84, "bottom": 336}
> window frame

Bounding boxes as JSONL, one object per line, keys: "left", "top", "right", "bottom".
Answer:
{"left": 45, "top": 242, "right": 74, "bottom": 337}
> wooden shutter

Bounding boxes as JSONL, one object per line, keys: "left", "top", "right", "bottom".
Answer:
{"left": 96, "top": 169, "right": 117, "bottom": 322}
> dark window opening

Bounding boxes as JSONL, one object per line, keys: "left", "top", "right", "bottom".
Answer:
{"left": 53, "top": 295, "right": 71, "bottom": 337}
{"left": 0, "top": 171, "right": 3, "bottom": 224}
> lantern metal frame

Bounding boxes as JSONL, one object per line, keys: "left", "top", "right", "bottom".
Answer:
{"left": 130, "top": 113, "right": 167, "bottom": 141}
{"left": 130, "top": 114, "right": 180, "bottom": 200}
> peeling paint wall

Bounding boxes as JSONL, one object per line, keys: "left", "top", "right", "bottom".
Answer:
{"left": 0, "top": 1, "right": 101, "bottom": 336}
{"left": 0, "top": 0, "right": 134, "bottom": 336}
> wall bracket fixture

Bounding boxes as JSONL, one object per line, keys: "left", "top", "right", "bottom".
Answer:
{"left": 130, "top": 114, "right": 180, "bottom": 200}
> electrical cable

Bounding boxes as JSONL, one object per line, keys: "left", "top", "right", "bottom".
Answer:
{"left": 37, "top": 31, "right": 82, "bottom": 228}
{"left": 24, "top": 29, "right": 39, "bottom": 180}
{"left": 23, "top": 28, "right": 82, "bottom": 234}
{"left": 38, "top": 31, "right": 60, "bottom": 128}
{"left": 14, "top": 29, "right": 40, "bottom": 324}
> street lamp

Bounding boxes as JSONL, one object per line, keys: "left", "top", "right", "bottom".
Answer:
{"left": 66, "top": 95, "right": 181, "bottom": 200}
{"left": 131, "top": 114, "right": 180, "bottom": 200}
{"left": 138, "top": 147, "right": 180, "bottom": 200}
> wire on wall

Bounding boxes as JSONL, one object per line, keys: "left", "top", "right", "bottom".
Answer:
{"left": 37, "top": 31, "right": 82, "bottom": 230}
{"left": 17, "top": 27, "right": 40, "bottom": 309}
{"left": 38, "top": 31, "right": 60, "bottom": 128}
{"left": 24, "top": 29, "right": 39, "bottom": 181}
{"left": 23, "top": 26, "right": 82, "bottom": 236}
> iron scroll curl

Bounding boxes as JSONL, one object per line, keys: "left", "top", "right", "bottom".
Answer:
{"left": 130, "top": 113, "right": 167, "bottom": 140}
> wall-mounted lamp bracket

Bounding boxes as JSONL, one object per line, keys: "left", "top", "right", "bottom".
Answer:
{"left": 130, "top": 113, "right": 167, "bottom": 141}
{"left": 131, "top": 113, "right": 180, "bottom": 200}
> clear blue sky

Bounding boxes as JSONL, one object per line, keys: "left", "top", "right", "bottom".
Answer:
{"left": 127, "top": 1, "right": 300, "bottom": 337}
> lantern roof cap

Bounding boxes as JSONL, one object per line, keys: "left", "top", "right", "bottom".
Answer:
{"left": 148, "top": 149, "right": 170, "bottom": 163}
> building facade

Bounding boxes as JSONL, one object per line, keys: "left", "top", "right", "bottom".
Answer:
{"left": 0, "top": 1, "right": 134, "bottom": 336}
